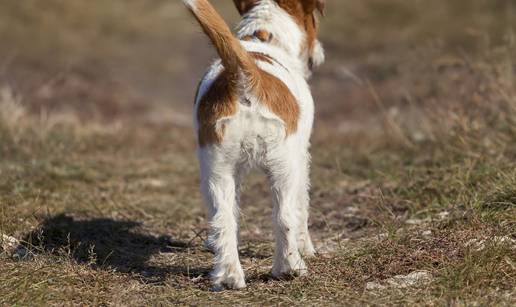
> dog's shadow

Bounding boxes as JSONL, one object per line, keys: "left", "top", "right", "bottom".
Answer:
{"left": 20, "top": 214, "right": 210, "bottom": 283}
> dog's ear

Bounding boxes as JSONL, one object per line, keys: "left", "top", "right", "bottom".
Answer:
{"left": 315, "top": 0, "right": 325, "bottom": 16}
{"left": 300, "top": 0, "right": 326, "bottom": 16}
{"left": 233, "top": 0, "right": 260, "bottom": 15}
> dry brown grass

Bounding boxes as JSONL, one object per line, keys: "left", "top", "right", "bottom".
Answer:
{"left": 1, "top": 0, "right": 515, "bottom": 306}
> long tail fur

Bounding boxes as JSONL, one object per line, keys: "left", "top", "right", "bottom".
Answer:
{"left": 183, "top": 0, "right": 258, "bottom": 81}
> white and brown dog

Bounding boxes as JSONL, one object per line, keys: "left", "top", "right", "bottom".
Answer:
{"left": 183, "top": 0, "right": 325, "bottom": 290}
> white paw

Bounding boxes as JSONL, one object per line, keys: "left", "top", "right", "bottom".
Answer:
{"left": 299, "top": 244, "right": 316, "bottom": 258}
{"left": 211, "top": 262, "right": 247, "bottom": 291}
{"left": 272, "top": 253, "right": 308, "bottom": 278}
{"left": 298, "top": 236, "right": 317, "bottom": 258}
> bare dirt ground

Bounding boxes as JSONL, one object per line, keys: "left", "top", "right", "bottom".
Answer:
{"left": 1, "top": 1, "right": 515, "bottom": 305}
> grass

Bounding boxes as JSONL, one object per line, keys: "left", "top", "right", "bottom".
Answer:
{"left": 1, "top": 0, "right": 515, "bottom": 306}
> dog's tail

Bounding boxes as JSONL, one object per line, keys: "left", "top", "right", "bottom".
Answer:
{"left": 183, "top": 0, "right": 258, "bottom": 81}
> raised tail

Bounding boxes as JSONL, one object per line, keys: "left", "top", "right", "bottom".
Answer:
{"left": 183, "top": 0, "right": 258, "bottom": 80}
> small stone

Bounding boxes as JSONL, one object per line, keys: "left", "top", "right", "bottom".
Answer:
{"left": 365, "top": 282, "right": 386, "bottom": 290}
{"left": 366, "top": 271, "right": 433, "bottom": 291}
{"left": 387, "top": 271, "right": 433, "bottom": 288}
{"left": 437, "top": 211, "right": 450, "bottom": 220}
{"left": 1, "top": 234, "right": 28, "bottom": 260}
{"left": 422, "top": 230, "right": 432, "bottom": 237}
{"left": 1, "top": 234, "right": 19, "bottom": 252}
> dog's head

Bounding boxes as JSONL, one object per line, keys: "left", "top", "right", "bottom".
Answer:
{"left": 234, "top": 0, "right": 325, "bottom": 74}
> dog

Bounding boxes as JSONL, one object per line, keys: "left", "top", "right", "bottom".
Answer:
{"left": 182, "top": 0, "right": 325, "bottom": 290}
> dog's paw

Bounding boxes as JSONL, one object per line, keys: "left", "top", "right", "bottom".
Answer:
{"left": 299, "top": 245, "right": 316, "bottom": 258}
{"left": 272, "top": 253, "right": 308, "bottom": 278}
{"left": 211, "top": 262, "right": 246, "bottom": 291}
{"left": 298, "top": 236, "right": 317, "bottom": 258}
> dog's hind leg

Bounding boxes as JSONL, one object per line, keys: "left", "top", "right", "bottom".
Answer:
{"left": 199, "top": 147, "right": 246, "bottom": 290}
{"left": 267, "top": 146, "right": 308, "bottom": 278}
{"left": 296, "top": 153, "right": 316, "bottom": 257}
{"left": 203, "top": 162, "right": 248, "bottom": 253}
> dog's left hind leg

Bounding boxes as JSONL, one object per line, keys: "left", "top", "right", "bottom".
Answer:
{"left": 204, "top": 163, "right": 248, "bottom": 252}
{"left": 199, "top": 147, "right": 246, "bottom": 290}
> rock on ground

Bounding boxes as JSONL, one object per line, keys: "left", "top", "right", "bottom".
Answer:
{"left": 366, "top": 271, "right": 433, "bottom": 290}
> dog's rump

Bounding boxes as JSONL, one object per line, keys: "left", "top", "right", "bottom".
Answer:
{"left": 194, "top": 51, "right": 300, "bottom": 147}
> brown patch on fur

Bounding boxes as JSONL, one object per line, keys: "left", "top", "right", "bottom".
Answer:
{"left": 241, "top": 30, "right": 272, "bottom": 43}
{"left": 248, "top": 52, "right": 299, "bottom": 134}
{"left": 196, "top": 66, "right": 299, "bottom": 146}
{"left": 253, "top": 30, "right": 272, "bottom": 42}
{"left": 253, "top": 69, "right": 300, "bottom": 135}
{"left": 196, "top": 70, "right": 237, "bottom": 146}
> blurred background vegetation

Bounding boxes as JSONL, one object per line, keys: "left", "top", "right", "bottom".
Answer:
{"left": 0, "top": 0, "right": 514, "bottom": 122}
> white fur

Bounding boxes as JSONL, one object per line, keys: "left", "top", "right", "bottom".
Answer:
{"left": 194, "top": 0, "right": 323, "bottom": 290}
{"left": 182, "top": 0, "right": 197, "bottom": 9}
